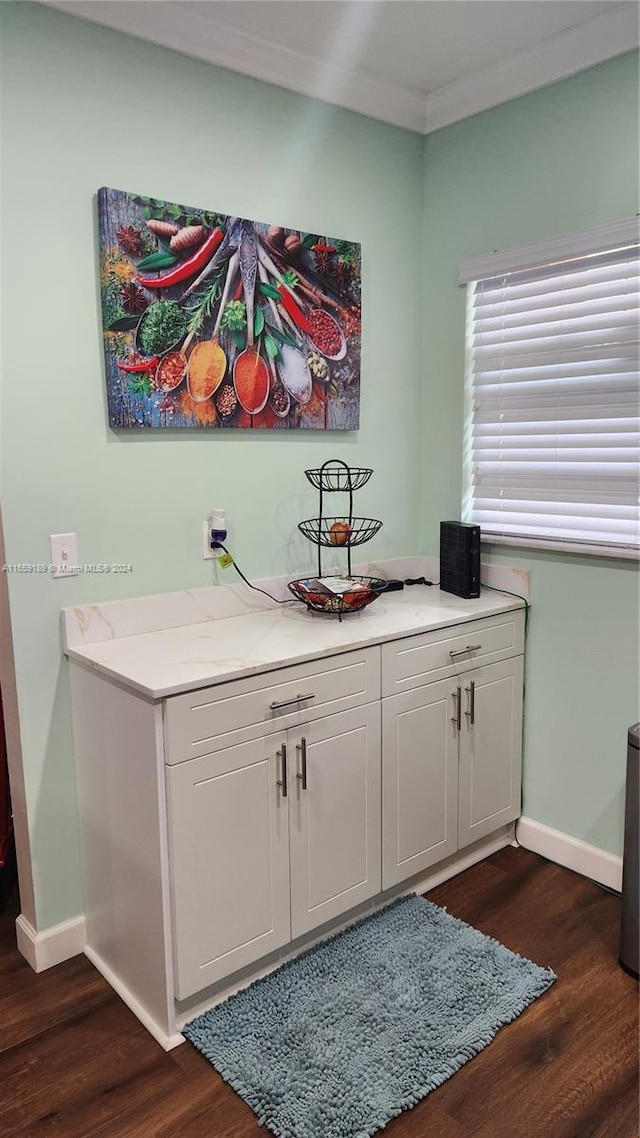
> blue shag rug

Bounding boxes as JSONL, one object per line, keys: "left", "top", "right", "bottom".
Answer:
{"left": 183, "top": 894, "right": 556, "bottom": 1138}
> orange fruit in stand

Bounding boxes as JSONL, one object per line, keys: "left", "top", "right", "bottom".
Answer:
{"left": 329, "top": 521, "right": 352, "bottom": 546}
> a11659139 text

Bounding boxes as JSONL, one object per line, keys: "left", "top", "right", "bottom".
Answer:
{"left": 2, "top": 563, "right": 134, "bottom": 575}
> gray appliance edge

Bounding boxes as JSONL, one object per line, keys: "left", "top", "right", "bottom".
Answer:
{"left": 619, "top": 723, "right": 639, "bottom": 979}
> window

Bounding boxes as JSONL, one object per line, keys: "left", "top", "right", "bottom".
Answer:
{"left": 460, "top": 219, "right": 640, "bottom": 557}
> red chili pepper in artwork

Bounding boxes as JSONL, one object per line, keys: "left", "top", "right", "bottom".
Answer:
{"left": 312, "top": 243, "right": 336, "bottom": 254}
{"left": 116, "top": 356, "right": 159, "bottom": 374}
{"left": 136, "top": 228, "right": 224, "bottom": 289}
{"left": 277, "top": 286, "right": 311, "bottom": 334}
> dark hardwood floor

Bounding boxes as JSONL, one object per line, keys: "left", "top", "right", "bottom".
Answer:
{"left": 0, "top": 847, "right": 637, "bottom": 1137}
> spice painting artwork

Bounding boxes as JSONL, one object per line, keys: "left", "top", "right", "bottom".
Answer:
{"left": 98, "top": 187, "right": 361, "bottom": 429}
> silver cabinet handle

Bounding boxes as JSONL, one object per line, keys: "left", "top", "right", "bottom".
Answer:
{"left": 296, "top": 737, "right": 308, "bottom": 790}
{"left": 449, "top": 644, "right": 482, "bottom": 659}
{"left": 276, "top": 743, "right": 288, "bottom": 797}
{"left": 465, "top": 679, "right": 476, "bottom": 725}
{"left": 451, "top": 686, "right": 462, "bottom": 730}
{"left": 270, "top": 692, "right": 316, "bottom": 711}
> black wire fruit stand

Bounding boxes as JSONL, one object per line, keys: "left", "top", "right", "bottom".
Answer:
{"left": 288, "top": 459, "right": 385, "bottom": 617}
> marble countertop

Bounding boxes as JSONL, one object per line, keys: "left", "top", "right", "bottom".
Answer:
{"left": 64, "top": 586, "right": 525, "bottom": 700}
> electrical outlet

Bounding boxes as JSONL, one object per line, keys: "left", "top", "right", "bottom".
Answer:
{"left": 202, "top": 510, "right": 227, "bottom": 561}
{"left": 202, "top": 520, "right": 217, "bottom": 560}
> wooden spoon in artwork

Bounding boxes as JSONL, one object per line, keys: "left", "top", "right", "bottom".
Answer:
{"left": 186, "top": 251, "right": 239, "bottom": 403}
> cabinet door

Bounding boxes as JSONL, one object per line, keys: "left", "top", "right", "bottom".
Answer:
{"left": 289, "top": 705, "right": 381, "bottom": 939}
{"left": 382, "top": 680, "right": 459, "bottom": 889}
{"left": 458, "top": 656, "right": 523, "bottom": 848}
{"left": 166, "top": 733, "right": 291, "bottom": 1000}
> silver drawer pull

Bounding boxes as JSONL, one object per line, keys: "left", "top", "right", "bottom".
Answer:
{"left": 451, "top": 686, "right": 462, "bottom": 731}
{"left": 270, "top": 692, "right": 316, "bottom": 711}
{"left": 449, "top": 643, "right": 482, "bottom": 659}
{"left": 276, "top": 744, "right": 288, "bottom": 798}
{"left": 296, "top": 737, "right": 308, "bottom": 790}
{"left": 465, "top": 679, "right": 476, "bottom": 725}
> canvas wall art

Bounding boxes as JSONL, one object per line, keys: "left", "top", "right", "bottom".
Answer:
{"left": 98, "top": 188, "right": 361, "bottom": 429}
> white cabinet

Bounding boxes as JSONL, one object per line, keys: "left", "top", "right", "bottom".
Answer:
{"left": 382, "top": 680, "right": 458, "bottom": 889}
{"left": 68, "top": 600, "right": 525, "bottom": 1045}
{"left": 289, "top": 704, "right": 381, "bottom": 939}
{"left": 166, "top": 695, "right": 381, "bottom": 999}
{"left": 381, "top": 615, "right": 524, "bottom": 890}
{"left": 166, "top": 733, "right": 291, "bottom": 1000}
{"left": 457, "top": 656, "right": 523, "bottom": 848}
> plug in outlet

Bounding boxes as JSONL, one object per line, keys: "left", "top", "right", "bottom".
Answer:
{"left": 202, "top": 509, "right": 227, "bottom": 561}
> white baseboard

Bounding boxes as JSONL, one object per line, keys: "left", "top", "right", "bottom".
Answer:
{"left": 404, "top": 824, "right": 516, "bottom": 896}
{"left": 516, "top": 817, "right": 623, "bottom": 891}
{"left": 16, "top": 912, "right": 87, "bottom": 972}
{"left": 84, "top": 945, "right": 183, "bottom": 1051}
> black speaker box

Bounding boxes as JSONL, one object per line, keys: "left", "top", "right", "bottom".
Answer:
{"left": 440, "top": 521, "right": 481, "bottom": 599}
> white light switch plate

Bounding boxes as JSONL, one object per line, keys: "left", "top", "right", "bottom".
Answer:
{"left": 50, "top": 533, "right": 80, "bottom": 578}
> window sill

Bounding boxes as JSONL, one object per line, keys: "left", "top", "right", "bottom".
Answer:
{"left": 480, "top": 534, "right": 640, "bottom": 562}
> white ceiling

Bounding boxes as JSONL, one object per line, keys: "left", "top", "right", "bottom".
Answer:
{"left": 46, "top": 1, "right": 639, "bottom": 133}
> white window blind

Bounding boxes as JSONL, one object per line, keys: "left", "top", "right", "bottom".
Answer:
{"left": 462, "top": 223, "right": 640, "bottom": 555}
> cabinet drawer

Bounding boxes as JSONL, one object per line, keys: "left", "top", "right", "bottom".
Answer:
{"left": 382, "top": 611, "right": 524, "bottom": 696}
{"left": 165, "top": 646, "right": 380, "bottom": 763}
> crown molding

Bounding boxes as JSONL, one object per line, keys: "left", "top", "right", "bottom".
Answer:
{"left": 44, "top": 0, "right": 426, "bottom": 133}
{"left": 423, "top": 3, "right": 639, "bottom": 133}
{"left": 45, "top": 1, "right": 639, "bottom": 136}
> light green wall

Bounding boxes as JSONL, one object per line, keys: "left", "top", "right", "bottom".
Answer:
{"left": 421, "top": 52, "right": 640, "bottom": 856}
{"left": 1, "top": 5, "right": 638, "bottom": 931}
{"left": 0, "top": 3, "right": 423, "bottom": 927}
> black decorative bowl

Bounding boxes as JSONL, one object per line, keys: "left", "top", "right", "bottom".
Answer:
{"left": 298, "top": 517, "right": 382, "bottom": 548}
{"left": 304, "top": 464, "right": 373, "bottom": 492}
{"left": 288, "top": 576, "right": 387, "bottom": 617}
